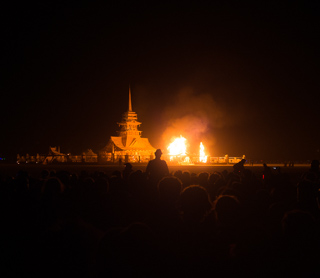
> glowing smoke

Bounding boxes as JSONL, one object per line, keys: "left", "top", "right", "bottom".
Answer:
{"left": 161, "top": 88, "right": 229, "bottom": 154}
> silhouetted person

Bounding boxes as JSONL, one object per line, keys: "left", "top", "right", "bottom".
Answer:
{"left": 301, "top": 159, "right": 320, "bottom": 203}
{"left": 177, "top": 185, "right": 214, "bottom": 276}
{"left": 310, "top": 159, "right": 320, "bottom": 172}
{"left": 233, "top": 159, "right": 246, "bottom": 174}
{"left": 297, "top": 180, "right": 320, "bottom": 219}
{"left": 262, "top": 163, "right": 272, "bottom": 181}
{"left": 148, "top": 176, "right": 182, "bottom": 249}
{"left": 280, "top": 210, "right": 320, "bottom": 276}
{"left": 123, "top": 163, "right": 133, "bottom": 181}
{"left": 302, "top": 159, "right": 320, "bottom": 182}
{"left": 146, "top": 149, "right": 169, "bottom": 184}
{"left": 181, "top": 171, "right": 191, "bottom": 188}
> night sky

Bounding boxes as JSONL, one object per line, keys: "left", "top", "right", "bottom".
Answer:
{"left": 2, "top": 1, "right": 320, "bottom": 161}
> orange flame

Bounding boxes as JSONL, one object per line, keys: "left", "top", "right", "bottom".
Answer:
{"left": 199, "top": 142, "right": 207, "bottom": 163}
{"left": 167, "top": 136, "right": 208, "bottom": 164}
{"left": 167, "top": 135, "right": 187, "bottom": 156}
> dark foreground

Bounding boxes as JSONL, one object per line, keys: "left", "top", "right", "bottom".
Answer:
{"left": 0, "top": 163, "right": 310, "bottom": 182}
{"left": 0, "top": 162, "right": 319, "bottom": 277}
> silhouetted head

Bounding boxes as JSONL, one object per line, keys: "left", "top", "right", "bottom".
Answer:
{"left": 123, "top": 163, "right": 133, "bottom": 180}
{"left": 155, "top": 149, "right": 162, "bottom": 158}
{"left": 209, "top": 172, "right": 222, "bottom": 184}
{"left": 14, "top": 176, "right": 29, "bottom": 193}
{"left": 40, "top": 169, "right": 50, "bottom": 180}
{"left": 181, "top": 171, "right": 191, "bottom": 188}
{"left": 180, "top": 185, "right": 212, "bottom": 221}
{"left": 49, "top": 169, "right": 56, "bottom": 177}
{"left": 111, "top": 170, "right": 122, "bottom": 178}
{"left": 128, "top": 170, "right": 143, "bottom": 183}
{"left": 124, "top": 163, "right": 133, "bottom": 169}
{"left": 83, "top": 177, "right": 95, "bottom": 191}
{"left": 282, "top": 209, "right": 316, "bottom": 239}
{"left": 297, "top": 180, "right": 318, "bottom": 202}
{"left": 173, "top": 170, "right": 183, "bottom": 180}
{"left": 310, "top": 160, "right": 319, "bottom": 172}
{"left": 42, "top": 177, "right": 65, "bottom": 197}
{"left": 214, "top": 195, "right": 241, "bottom": 226}
{"left": 198, "top": 172, "right": 209, "bottom": 187}
{"left": 158, "top": 176, "right": 182, "bottom": 204}
{"left": 95, "top": 177, "right": 109, "bottom": 194}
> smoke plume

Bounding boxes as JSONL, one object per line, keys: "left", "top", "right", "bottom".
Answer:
{"left": 161, "top": 88, "right": 233, "bottom": 154}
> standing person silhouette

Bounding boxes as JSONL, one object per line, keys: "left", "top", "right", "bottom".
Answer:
{"left": 146, "top": 149, "right": 169, "bottom": 184}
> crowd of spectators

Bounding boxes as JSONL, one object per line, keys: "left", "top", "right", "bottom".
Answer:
{"left": 0, "top": 159, "right": 319, "bottom": 277}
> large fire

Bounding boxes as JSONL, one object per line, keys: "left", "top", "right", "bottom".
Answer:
{"left": 167, "top": 135, "right": 187, "bottom": 156}
{"left": 167, "top": 136, "right": 208, "bottom": 163}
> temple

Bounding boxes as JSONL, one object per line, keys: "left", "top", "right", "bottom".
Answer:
{"left": 99, "top": 87, "right": 156, "bottom": 163}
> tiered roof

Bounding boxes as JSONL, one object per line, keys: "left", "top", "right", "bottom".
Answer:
{"left": 100, "top": 87, "right": 155, "bottom": 154}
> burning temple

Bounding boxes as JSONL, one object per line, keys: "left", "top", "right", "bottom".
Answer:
{"left": 99, "top": 88, "right": 156, "bottom": 163}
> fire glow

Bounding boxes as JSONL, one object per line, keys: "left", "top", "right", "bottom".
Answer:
{"left": 167, "top": 136, "right": 187, "bottom": 156}
{"left": 167, "top": 136, "right": 208, "bottom": 163}
{"left": 199, "top": 142, "right": 207, "bottom": 163}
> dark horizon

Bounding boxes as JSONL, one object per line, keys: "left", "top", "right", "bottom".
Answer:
{"left": 2, "top": 2, "right": 320, "bottom": 162}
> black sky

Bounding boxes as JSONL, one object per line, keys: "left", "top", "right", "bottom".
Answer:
{"left": 2, "top": 1, "right": 320, "bottom": 161}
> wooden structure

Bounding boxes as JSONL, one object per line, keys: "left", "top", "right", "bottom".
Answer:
{"left": 99, "top": 87, "right": 156, "bottom": 163}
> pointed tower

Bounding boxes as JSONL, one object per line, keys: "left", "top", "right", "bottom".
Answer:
{"left": 117, "top": 86, "right": 142, "bottom": 142}
{"left": 128, "top": 85, "right": 132, "bottom": 112}
{"left": 99, "top": 86, "right": 156, "bottom": 163}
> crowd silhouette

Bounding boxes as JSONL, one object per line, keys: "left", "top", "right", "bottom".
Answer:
{"left": 0, "top": 157, "right": 319, "bottom": 277}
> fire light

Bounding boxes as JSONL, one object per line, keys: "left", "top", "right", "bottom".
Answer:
{"left": 199, "top": 142, "right": 207, "bottom": 163}
{"left": 167, "top": 136, "right": 209, "bottom": 164}
{"left": 167, "top": 135, "right": 187, "bottom": 157}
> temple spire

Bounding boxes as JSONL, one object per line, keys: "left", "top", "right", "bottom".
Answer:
{"left": 117, "top": 86, "right": 141, "bottom": 139}
{"left": 128, "top": 85, "right": 132, "bottom": 112}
